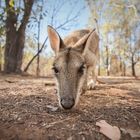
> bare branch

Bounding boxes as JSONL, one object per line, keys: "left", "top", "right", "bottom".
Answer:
{"left": 18, "top": 0, "right": 34, "bottom": 31}
{"left": 24, "top": 0, "right": 84, "bottom": 72}
{"left": 24, "top": 37, "right": 48, "bottom": 72}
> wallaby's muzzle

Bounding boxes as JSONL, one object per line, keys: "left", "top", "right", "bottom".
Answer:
{"left": 60, "top": 96, "right": 75, "bottom": 109}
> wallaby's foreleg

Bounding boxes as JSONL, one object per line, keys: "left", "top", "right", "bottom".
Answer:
{"left": 85, "top": 66, "right": 96, "bottom": 90}
{"left": 82, "top": 66, "right": 97, "bottom": 94}
{"left": 81, "top": 76, "right": 87, "bottom": 94}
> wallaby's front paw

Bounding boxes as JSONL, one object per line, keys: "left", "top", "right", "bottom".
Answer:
{"left": 81, "top": 87, "right": 87, "bottom": 95}
{"left": 87, "top": 79, "right": 96, "bottom": 90}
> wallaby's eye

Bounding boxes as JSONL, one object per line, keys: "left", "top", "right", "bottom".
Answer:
{"left": 52, "top": 67, "right": 59, "bottom": 74}
{"left": 78, "top": 64, "right": 85, "bottom": 74}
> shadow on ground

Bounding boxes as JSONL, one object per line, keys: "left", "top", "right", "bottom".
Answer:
{"left": 0, "top": 75, "right": 140, "bottom": 140}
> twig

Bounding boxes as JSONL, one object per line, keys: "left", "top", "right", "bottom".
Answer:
{"left": 44, "top": 82, "right": 55, "bottom": 86}
{"left": 45, "top": 115, "right": 80, "bottom": 129}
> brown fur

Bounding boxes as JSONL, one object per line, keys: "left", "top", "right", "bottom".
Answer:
{"left": 47, "top": 26, "right": 99, "bottom": 109}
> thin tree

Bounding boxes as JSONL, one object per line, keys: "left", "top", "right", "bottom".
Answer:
{"left": 129, "top": 36, "right": 140, "bottom": 77}
{"left": 31, "top": 2, "right": 44, "bottom": 76}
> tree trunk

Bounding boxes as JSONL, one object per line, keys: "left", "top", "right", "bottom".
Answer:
{"left": 36, "top": 52, "right": 40, "bottom": 76}
{"left": 4, "top": 28, "right": 25, "bottom": 73}
{"left": 4, "top": 0, "right": 34, "bottom": 74}
{"left": 98, "top": 54, "right": 100, "bottom": 76}
{"left": 105, "top": 45, "right": 110, "bottom": 76}
{"left": 15, "top": 29, "right": 26, "bottom": 73}
{"left": 94, "top": 18, "right": 100, "bottom": 76}
{"left": 4, "top": 0, "right": 17, "bottom": 73}
{"left": 122, "top": 61, "right": 126, "bottom": 76}
{"left": 0, "top": 43, "right": 2, "bottom": 72}
{"left": 132, "top": 63, "right": 136, "bottom": 77}
{"left": 131, "top": 56, "right": 136, "bottom": 77}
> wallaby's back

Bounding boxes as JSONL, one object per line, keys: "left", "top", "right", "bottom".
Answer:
{"left": 64, "top": 29, "right": 91, "bottom": 47}
{"left": 63, "top": 29, "right": 99, "bottom": 67}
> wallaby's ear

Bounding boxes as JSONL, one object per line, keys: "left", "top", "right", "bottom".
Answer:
{"left": 74, "top": 29, "right": 98, "bottom": 54}
{"left": 47, "top": 25, "right": 64, "bottom": 54}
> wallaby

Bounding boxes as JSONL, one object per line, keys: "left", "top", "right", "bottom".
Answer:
{"left": 47, "top": 25, "right": 99, "bottom": 110}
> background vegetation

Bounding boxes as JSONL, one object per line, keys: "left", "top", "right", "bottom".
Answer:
{"left": 0, "top": 0, "right": 140, "bottom": 77}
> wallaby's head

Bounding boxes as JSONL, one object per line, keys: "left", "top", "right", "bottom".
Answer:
{"left": 47, "top": 26, "right": 96, "bottom": 110}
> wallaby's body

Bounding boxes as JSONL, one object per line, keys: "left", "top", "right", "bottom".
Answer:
{"left": 47, "top": 26, "right": 99, "bottom": 110}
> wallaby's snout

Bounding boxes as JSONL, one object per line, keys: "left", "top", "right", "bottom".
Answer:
{"left": 61, "top": 96, "right": 75, "bottom": 109}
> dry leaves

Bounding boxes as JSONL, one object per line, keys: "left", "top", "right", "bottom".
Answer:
{"left": 96, "top": 120, "right": 121, "bottom": 140}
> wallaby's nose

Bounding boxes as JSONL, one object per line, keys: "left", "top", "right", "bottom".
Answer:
{"left": 61, "top": 97, "right": 75, "bottom": 110}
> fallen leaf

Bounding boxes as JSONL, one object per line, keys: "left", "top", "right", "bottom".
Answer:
{"left": 46, "top": 105, "right": 58, "bottom": 112}
{"left": 96, "top": 120, "right": 121, "bottom": 140}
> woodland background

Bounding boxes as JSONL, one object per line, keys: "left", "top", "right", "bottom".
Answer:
{"left": 0, "top": 0, "right": 140, "bottom": 77}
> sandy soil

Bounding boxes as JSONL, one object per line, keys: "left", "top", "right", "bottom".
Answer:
{"left": 0, "top": 74, "right": 140, "bottom": 140}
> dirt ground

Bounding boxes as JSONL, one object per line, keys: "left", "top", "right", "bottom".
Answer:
{"left": 0, "top": 74, "right": 140, "bottom": 140}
